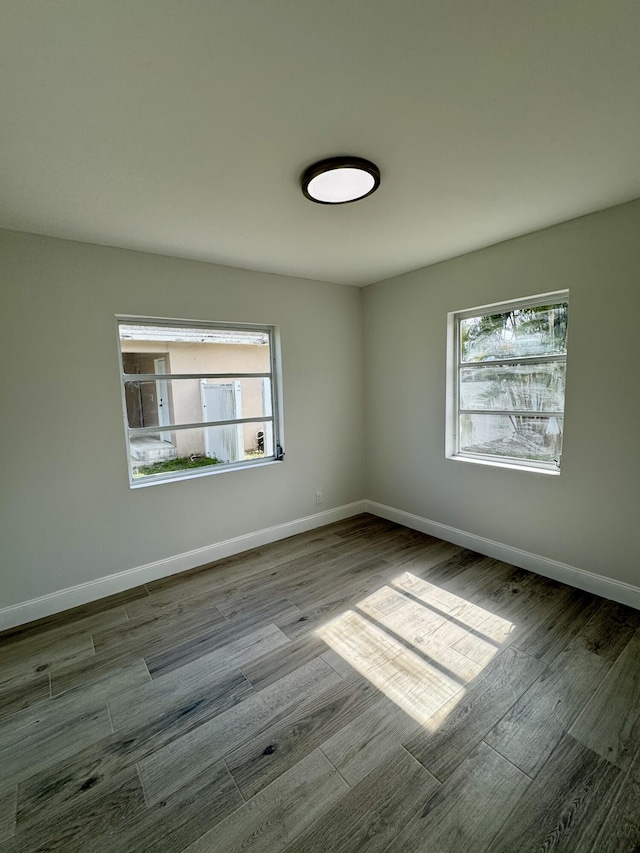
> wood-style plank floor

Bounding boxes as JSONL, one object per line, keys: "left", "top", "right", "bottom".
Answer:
{"left": 1, "top": 514, "right": 639, "bottom": 852}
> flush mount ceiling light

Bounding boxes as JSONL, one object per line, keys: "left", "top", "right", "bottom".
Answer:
{"left": 301, "top": 156, "right": 380, "bottom": 204}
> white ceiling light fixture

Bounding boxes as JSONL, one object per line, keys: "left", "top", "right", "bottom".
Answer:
{"left": 301, "top": 156, "right": 380, "bottom": 204}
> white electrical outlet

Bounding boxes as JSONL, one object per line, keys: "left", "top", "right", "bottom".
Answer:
{"left": 315, "top": 491, "right": 322, "bottom": 505}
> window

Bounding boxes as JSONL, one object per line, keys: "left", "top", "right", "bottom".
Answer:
{"left": 117, "top": 317, "right": 283, "bottom": 486}
{"left": 446, "top": 292, "right": 568, "bottom": 473}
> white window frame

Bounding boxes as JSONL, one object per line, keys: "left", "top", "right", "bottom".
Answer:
{"left": 445, "top": 290, "right": 568, "bottom": 475}
{"left": 116, "top": 315, "right": 284, "bottom": 488}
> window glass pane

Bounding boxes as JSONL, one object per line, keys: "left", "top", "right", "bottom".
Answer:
{"left": 120, "top": 328, "right": 271, "bottom": 375}
{"left": 458, "top": 413, "right": 563, "bottom": 463}
{"left": 460, "top": 303, "right": 568, "bottom": 363}
{"left": 130, "top": 421, "right": 274, "bottom": 479}
{"left": 124, "top": 377, "right": 272, "bottom": 429}
{"left": 459, "top": 363, "right": 565, "bottom": 413}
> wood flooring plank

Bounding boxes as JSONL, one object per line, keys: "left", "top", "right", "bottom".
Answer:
{"left": 16, "top": 667, "right": 253, "bottom": 830}
{"left": 143, "top": 548, "right": 264, "bottom": 605}
{"left": 319, "top": 695, "right": 422, "bottom": 785}
{"left": 367, "top": 537, "right": 452, "bottom": 573}
{"left": 314, "top": 607, "right": 407, "bottom": 676}
{"left": 470, "top": 568, "right": 559, "bottom": 637}
{"left": 113, "top": 662, "right": 254, "bottom": 742}
{"left": 3, "top": 663, "right": 150, "bottom": 771}
{"left": 145, "top": 529, "right": 343, "bottom": 619}
{"left": 48, "top": 603, "right": 257, "bottom": 687}
{"left": 5, "top": 519, "right": 640, "bottom": 852}
{"left": 420, "top": 552, "right": 515, "bottom": 604}
{"left": 320, "top": 649, "right": 361, "bottom": 679}
{"left": 275, "top": 570, "right": 390, "bottom": 642}
{"left": 0, "top": 590, "right": 145, "bottom": 645}
{"left": 0, "top": 786, "right": 17, "bottom": 843}
{"left": 364, "top": 523, "right": 428, "bottom": 546}
{"left": 569, "top": 598, "right": 640, "bottom": 662}
{"left": 149, "top": 619, "right": 288, "bottom": 693}
{"left": 570, "top": 627, "right": 640, "bottom": 770}
{"left": 0, "top": 672, "right": 50, "bottom": 720}
{"left": 138, "top": 656, "right": 342, "bottom": 807}
{"left": 381, "top": 540, "right": 464, "bottom": 577}
{"left": 0, "top": 630, "right": 95, "bottom": 684}
{"left": 396, "top": 546, "right": 491, "bottom": 583}
{"left": 283, "top": 746, "right": 440, "bottom": 853}
{"left": 2, "top": 767, "right": 146, "bottom": 853}
{"left": 325, "top": 513, "right": 389, "bottom": 538}
{"left": 92, "top": 592, "right": 226, "bottom": 656}
{"left": 591, "top": 747, "right": 640, "bottom": 852}
{"left": 284, "top": 552, "right": 395, "bottom": 610}
{"left": 485, "top": 645, "right": 610, "bottom": 777}
{"left": 464, "top": 568, "right": 593, "bottom": 666}
{"left": 356, "top": 588, "right": 484, "bottom": 684}
{"left": 240, "top": 634, "right": 330, "bottom": 691}
{"left": 0, "top": 684, "right": 113, "bottom": 749}
{"left": 215, "top": 547, "right": 383, "bottom": 619}
{"left": 1, "top": 605, "right": 130, "bottom": 656}
{"left": 383, "top": 741, "right": 530, "bottom": 853}
{"left": 213, "top": 548, "right": 340, "bottom": 617}
{"left": 109, "top": 762, "right": 243, "bottom": 853}
{"left": 403, "top": 646, "right": 545, "bottom": 781}
{"left": 458, "top": 572, "right": 586, "bottom": 660}
{"left": 50, "top": 657, "right": 151, "bottom": 706}
{"left": 145, "top": 599, "right": 300, "bottom": 678}
{"left": 182, "top": 749, "right": 349, "bottom": 853}
{"left": 389, "top": 568, "right": 512, "bottom": 667}
{"left": 450, "top": 618, "right": 517, "bottom": 667}
{"left": 491, "top": 734, "right": 623, "bottom": 853}
{"left": 513, "top": 584, "right": 602, "bottom": 663}
{"left": 123, "top": 584, "right": 227, "bottom": 624}
{"left": 331, "top": 517, "right": 401, "bottom": 542}
{"left": 159, "top": 537, "right": 347, "bottom": 604}
{"left": 50, "top": 653, "right": 151, "bottom": 698}
{"left": 401, "top": 558, "right": 546, "bottom": 645}
{"left": 150, "top": 530, "right": 347, "bottom": 622}
{"left": 318, "top": 527, "right": 420, "bottom": 565}
{"left": 0, "top": 701, "right": 112, "bottom": 785}
{"left": 224, "top": 674, "right": 381, "bottom": 800}
{"left": 109, "top": 624, "right": 285, "bottom": 730}
{"left": 244, "top": 530, "right": 345, "bottom": 571}
{"left": 388, "top": 566, "right": 501, "bottom": 628}
{"left": 14, "top": 729, "right": 162, "bottom": 833}
{"left": 10, "top": 761, "right": 243, "bottom": 853}
{"left": 316, "top": 608, "right": 462, "bottom": 727}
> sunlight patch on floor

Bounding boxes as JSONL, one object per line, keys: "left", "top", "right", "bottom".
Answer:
{"left": 316, "top": 572, "right": 514, "bottom": 730}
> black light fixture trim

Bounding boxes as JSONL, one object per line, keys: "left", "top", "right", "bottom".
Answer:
{"left": 301, "top": 156, "right": 381, "bottom": 204}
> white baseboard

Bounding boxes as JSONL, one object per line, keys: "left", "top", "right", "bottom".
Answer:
{"left": 0, "top": 501, "right": 367, "bottom": 632}
{"left": 366, "top": 500, "right": 640, "bottom": 611}
{"left": 5, "top": 497, "right": 638, "bottom": 632}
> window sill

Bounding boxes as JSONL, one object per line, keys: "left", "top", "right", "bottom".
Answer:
{"left": 446, "top": 453, "right": 560, "bottom": 476}
{"left": 129, "top": 456, "right": 283, "bottom": 488}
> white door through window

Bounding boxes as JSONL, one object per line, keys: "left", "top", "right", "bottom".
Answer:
{"left": 154, "top": 358, "right": 171, "bottom": 443}
{"left": 201, "top": 380, "right": 244, "bottom": 462}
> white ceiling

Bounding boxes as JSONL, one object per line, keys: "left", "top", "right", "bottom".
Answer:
{"left": 1, "top": 1, "right": 639, "bottom": 286}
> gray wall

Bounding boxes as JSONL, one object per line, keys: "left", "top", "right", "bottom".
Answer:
{"left": 0, "top": 231, "right": 366, "bottom": 608}
{"left": 2, "top": 199, "right": 639, "bottom": 612}
{"left": 363, "top": 199, "right": 640, "bottom": 586}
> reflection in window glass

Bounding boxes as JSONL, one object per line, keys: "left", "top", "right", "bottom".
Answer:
{"left": 459, "top": 363, "right": 566, "bottom": 413}
{"left": 460, "top": 303, "right": 568, "bottom": 363}
{"left": 458, "top": 414, "right": 563, "bottom": 464}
